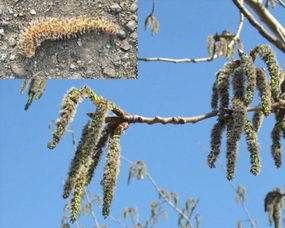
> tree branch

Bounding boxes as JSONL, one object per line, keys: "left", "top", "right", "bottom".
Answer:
{"left": 105, "top": 101, "right": 285, "bottom": 125}
{"left": 276, "top": 0, "right": 285, "bottom": 8}
{"left": 138, "top": 56, "right": 219, "bottom": 63}
{"left": 232, "top": 0, "right": 285, "bottom": 53}
{"left": 138, "top": 7, "right": 244, "bottom": 63}
{"left": 244, "top": 0, "right": 285, "bottom": 42}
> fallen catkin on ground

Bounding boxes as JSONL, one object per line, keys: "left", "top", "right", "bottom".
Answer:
{"left": 19, "top": 17, "right": 118, "bottom": 58}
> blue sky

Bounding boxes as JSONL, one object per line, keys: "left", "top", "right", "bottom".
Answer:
{"left": 1, "top": 0, "right": 285, "bottom": 227}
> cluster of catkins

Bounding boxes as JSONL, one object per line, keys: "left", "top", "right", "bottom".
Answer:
{"left": 264, "top": 188, "right": 285, "bottom": 228}
{"left": 207, "top": 30, "right": 236, "bottom": 59}
{"left": 20, "top": 79, "right": 46, "bottom": 111}
{"left": 208, "top": 44, "right": 285, "bottom": 180}
{"left": 47, "top": 86, "right": 127, "bottom": 222}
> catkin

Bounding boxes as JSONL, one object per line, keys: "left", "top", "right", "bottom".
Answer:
{"left": 19, "top": 17, "right": 118, "bottom": 57}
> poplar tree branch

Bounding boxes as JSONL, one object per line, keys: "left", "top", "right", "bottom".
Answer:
{"left": 138, "top": 7, "right": 244, "bottom": 63}
{"left": 232, "top": 0, "right": 285, "bottom": 53}
{"left": 105, "top": 101, "right": 285, "bottom": 125}
{"left": 244, "top": 0, "right": 285, "bottom": 42}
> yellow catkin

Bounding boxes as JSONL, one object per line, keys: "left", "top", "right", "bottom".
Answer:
{"left": 19, "top": 17, "right": 118, "bottom": 57}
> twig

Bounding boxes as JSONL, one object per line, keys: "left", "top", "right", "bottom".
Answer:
{"left": 232, "top": 0, "right": 285, "bottom": 53}
{"left": 229, "top": 5, "right": 245, "bottom": 50}
{"left": 196, "top": 142, "right": 257, "bottom": 228}
{"left": 276, "top": 0, "right": 285, "bottom": 8}
{"left": 109, "top": 214, "right": 129, "bottom": 228}
{"left": 139, "top": 6, "right": 244, "bottom": 63}
{"left": 240, "top": 202, "right": 257, "bottom": 228}
{"left": 244, "top": 0, "right": 285, "bottom": 42}
{"left": 84, "top": 189, "right": 101, "bottom": 228}
{"left": 105, "top": 100, "right": 285, "bottom": 125}
{"left": 138, "top": 56, "right": 219, "bottom": 63}
{"left": 121, "top": 156, "right": 193, "bottom": 227}
{"left": 150, "top": 0, "right": 156, "bottom": 15}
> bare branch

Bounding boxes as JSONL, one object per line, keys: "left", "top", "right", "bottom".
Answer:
{"left": 244, "top": 0, "right": 285, "bottom": 42}
{"left": 229, "top": 3, "right": 245, "bottom": 50}
{"left": 139, "top": 8, "right": 245, "bottom": 63}
{"left": 232, "top": 0, "right": 285, "bottom": 53}
{"left": 105, "top": 101, "right": 285, "bottom": 125}
{"left": 138, "top": 56, "right": 218, "bottom": 63}
{"left": 121, "top": 156, "right": 193, "bottom": 226}
{"left": 84, "top": 189, "right": 101, "bottom": 228}
{"left": 276, "top": 0, "right": 285, "bottom": 8}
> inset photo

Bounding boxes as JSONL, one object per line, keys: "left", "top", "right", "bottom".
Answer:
{"left": 0, "top": 0, "right": 137, "bottom": 79}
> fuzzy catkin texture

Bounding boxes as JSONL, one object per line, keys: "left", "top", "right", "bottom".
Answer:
{"left": 63, "top": 100, "right": 109, "bottom": 198}
{"left": 63, "top": 122, "right": 90, "bottom": 199}
{"left": 232, "top": 68, "right": 245, "bottom": 101}
{"left": 85, "top": 123, "right": 115, "bottom": 186}
{"left": 271, "top": 123, "right": 282, "bottom": 168}
{"left": 216, "top": 66, "right": 231, "bottom": 109}
{"left": 255, "top": 45, "right": 281, "bottom": 101}
{"left": 256, "top": 68, "right": 272, "bottom": 116}
{"left": 214, "top": 61, "right": 240, "bottom": 110}
{"left": 24, "top": 79, "right": 45, "bottom": 110}
{"left": 102, "top": 134, "right": 121, "bottom": 217}
{"left": 211, "top": 81, "right": 219, "bottom": 110}
{"left": 20, "top": 79, "right": 30, "bottom": 94}
{"left": 34, "top": 80, "right": 46, "bottom": 100}
{"left": 244, "top": 120, "right": 260, "bottom": 175}
{"left": 208, "top": 119, "right": 227, "bottom": 168}
{"left": 240, "top": 53, "right": 256, "bottom": 105}
{"left": 226, "top": 97, "right": 247, "bottom": 180}
{"left": 19, "top": 17, "right": 118, "bottom": 58}
{"left": 273, "top": 203, "right": 281, "bottom": 228}
{"left": 70, "top": 173, "right": 86, "bottom": 223}
{"left": 252, "top": 110, "right": 264, "bottom": 132}
{"left": 264, "top": 188, "right": 283, "bottom": 228}
{"left": 47, "top": 87, "right": 87, "bottom": 149}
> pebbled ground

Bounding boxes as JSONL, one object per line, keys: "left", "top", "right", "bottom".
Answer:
{"left": 0, "top": 0, "right": 137, "bottom": 79}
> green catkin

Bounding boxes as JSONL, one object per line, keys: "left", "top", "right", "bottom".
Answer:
{"left": 254, "top": 45, "right": 281, "bottom": 100}
{"left": 70, "top": 173, "right": 86, "bottom": 223}
{"left": 208, "top": 119, "right": 227, "bottom": 168}
{"left": 63, "top": 122, "right": 90, "bottom": 199}
{"left": 47, "top": 86, "right": 102, "bottom": 150}
{"left": 240, "top": 53, "right": 256, "bottom": 105}
{"left": 277, "top": 120, "right": 285, "bottom": 139}
{"left": 211, "top": 81, "right": 219, "bottom": 110}
{"left": 264, "top": 188, "right": 284, "bottom": 228}
{"left": 24, "top": 79, "right": 45, "bottom": 110}
{"left": 256, "top": 68, "right": 272, "bottom": 116}
{"left": 271, "top": 122, "right": 282, "bottom": 168}
{"left": 102, "top": 133, "right": 121, "bottom": 217}
{"left": 232, "top": 68, "right": 245, "bottom": 100}
{"left": 273, "top": 203, "right": 281, "bottom": 228}
{"left": 252, "top": 110, "right": 264, "bottom": 132}
{"left": 20, "top": 79, "right": 30, "bottom": 94}
{"left": 85, "top": 123, "right": 116, "bottom": 186}
{"left": 226, "top": 97, "right": 247, "bottom": 180}
{"left": 63, "top": 100, "right": 110, "bottom": 198}
{"left": 216, "top": 61, "right": 239, "bottom": 110}
{"left": 47, "top": 87, "right": 88, "bottom": 149}
{"left": 244, "top": 120, "right": 260, "bottom": 175}
{"left": 34, "top": 80, "right": 46, "bottom": 100}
